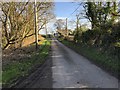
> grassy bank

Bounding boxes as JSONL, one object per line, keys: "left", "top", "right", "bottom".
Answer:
{"left": 2, "top": 39, "right": 51, "bottom": 87}
{"left": 58, "top": 38, "right": 119, "bottom": 78}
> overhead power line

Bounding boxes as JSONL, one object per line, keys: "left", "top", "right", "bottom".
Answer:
{"left": 71, "top": 5, "right": 81, "bottom": 15}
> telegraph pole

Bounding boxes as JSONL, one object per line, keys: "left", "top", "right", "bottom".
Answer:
{"left": 34, "top": 0, "right": 38, "bottom": 50}
{"left": 76, "top": 15, "right": 79, "bottom": 32}
{"left": 45, "top": 19, "right": 47, "bottom": 38}
{"left": 66, "top": 18, "right": 68, "bottom": 36}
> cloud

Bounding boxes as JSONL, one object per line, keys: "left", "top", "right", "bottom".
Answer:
{"left": 56, "top": 17, "right": 66, "bottom": 19}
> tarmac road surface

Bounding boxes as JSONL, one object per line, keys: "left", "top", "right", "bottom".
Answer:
{"left": 51, "top": 38, "right": 118, "bottom": 88}
{"left": 14, "top": 38, "right": 119, "bottom": 89}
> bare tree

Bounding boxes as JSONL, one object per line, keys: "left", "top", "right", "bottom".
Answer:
{"left": 1, "top": 1, "right": 55, "bottom": 50}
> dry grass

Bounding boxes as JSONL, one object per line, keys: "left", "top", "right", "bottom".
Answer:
{"left": 2, "top": 35, "right": 45, "bottom": 68}
{"left": 2, "top": 40, "right": 51, "bottom": 86}
{"left": 22, "top": 35, "right": 45, "bottom": 47}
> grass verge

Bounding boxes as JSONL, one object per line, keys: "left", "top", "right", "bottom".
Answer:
{"left": 58, "top": 38, "right": 119, "bottom": 79}
{"left": 2, "top": 39, "right": 51, "bottom": 87}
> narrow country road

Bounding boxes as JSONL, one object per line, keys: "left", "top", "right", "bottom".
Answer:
{"left": 15, "top": 38, "right": 118, "bottom": 88}
{"left": 51, "top": 38, "right": 118, "bottom": 88}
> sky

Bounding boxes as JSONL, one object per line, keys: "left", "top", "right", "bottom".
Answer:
{"left": 54, "top": 2, "right": 91, "bottom": 28}
{"left": 39, "top": 2, "right": 91, "bottom": 35}
{"left": 54, "top": 2, "right": 81, "bottom": 19}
